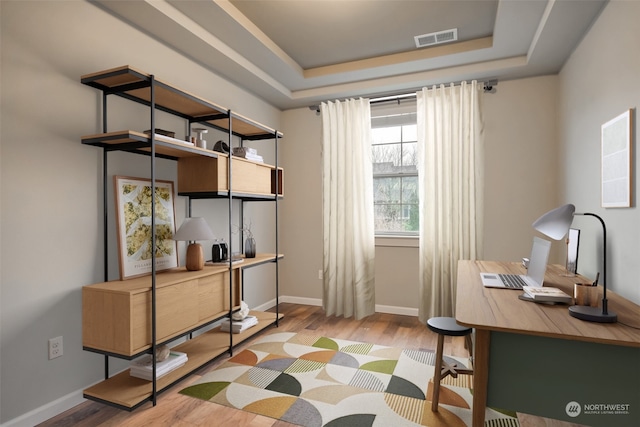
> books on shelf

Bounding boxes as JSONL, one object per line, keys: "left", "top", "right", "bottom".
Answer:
{"left": 232, "top": 147, "right": 257, "bottom": 156}
{"left": 243, "top": 154, "right": 264, "bottom": 163}
{"left": 523, "top": 286, "right": 573, "bottom": 303}
{"left": 143, "top": 130, "right": 195, "bottom": 146}
{"left": 221, "top": 315, "right": 258, "bottom": 333}
{"left": 130, "top": 351, "right": 188, "bottom": 381}
{"left": 206, "top": 256, "right": 244, "bottom": 266}
{"left": 232, "top": 147, "right": 264, "bottom": 163}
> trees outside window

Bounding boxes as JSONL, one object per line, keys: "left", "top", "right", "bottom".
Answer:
{"left": 372, "top": 123, "right": 418, "bottom": 235}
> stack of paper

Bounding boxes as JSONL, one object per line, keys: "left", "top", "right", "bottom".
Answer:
{"left": 129, "top": 351, "right": 188, "bottom": 381}
{"left": 221, "top": 315, "right": 258, "bottom": 333}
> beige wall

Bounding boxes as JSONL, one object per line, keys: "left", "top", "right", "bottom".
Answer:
{"left": 558, "top": 1, "right": 640, "bottom": 303}
{"left": 2, "top": 0, "right": 638, "bottom": 424}
{"left": 0, "top": 1, "right": 281, "bottom": 423}
{"left": 279, "top": 75, "right": 560, "bottom": 311}
{"left": 482, "top": 76, "right": 562, "bottom": 262}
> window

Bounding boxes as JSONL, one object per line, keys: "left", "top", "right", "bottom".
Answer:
{"left": 372, "top": 120, "right": 418, "bottom": 235}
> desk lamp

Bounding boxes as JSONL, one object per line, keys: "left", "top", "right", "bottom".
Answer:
{"left": 532, "top": 204, "right": 617, "bottom": 323}
{"left": 173, "top": 217, "right": 215, "bottom": 271}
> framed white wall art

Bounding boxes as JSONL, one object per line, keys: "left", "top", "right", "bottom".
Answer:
{"left": 601, "top": 109, "right": 633, "bottom": 208}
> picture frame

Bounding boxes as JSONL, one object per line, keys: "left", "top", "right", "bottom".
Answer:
{"left": 601, "top": 109, "right": 633, "bottom": 208}
{"left": 114, "top": 176, "right": 178, "bottom": 280}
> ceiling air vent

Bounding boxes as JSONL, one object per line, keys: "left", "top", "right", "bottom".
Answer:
{"left": 414, "top": 28, "right": 458, "bottom": 48}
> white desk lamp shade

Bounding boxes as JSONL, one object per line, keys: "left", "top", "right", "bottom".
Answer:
{"left": 532, "top": 203, "right": 616, "bottom": 323}
{"left": 532, "top": 203, "right": 576, "bottom": 240}
{"left": 174, "top": 217, "right": 215, "bottom": 270}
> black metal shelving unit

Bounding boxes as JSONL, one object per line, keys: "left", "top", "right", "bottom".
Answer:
{"left": 80, "top": 66, "right": 283, "bottom": 410}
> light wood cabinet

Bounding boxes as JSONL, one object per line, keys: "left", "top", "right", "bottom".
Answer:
{"left": 83, "top": 267, "right": 237, "bottom": 356}
{"left": 80, "top": 66, "right": 283, "bottom": 410}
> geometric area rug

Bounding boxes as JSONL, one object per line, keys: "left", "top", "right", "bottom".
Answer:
{"left": 180, "top": 332, "right": 519, "bottom": 427}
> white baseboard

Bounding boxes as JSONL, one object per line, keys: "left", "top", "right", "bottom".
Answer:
{"left": 375, "top": 304, "right": 419, "bottom": 316}
{"left": 1, "top": 388, "right": 86, "bottom": 427}
{"left": 4, "top": 297, "right": 417, "bottom": 426}
{"left": 278, "top": 295, "right": 323, "bottom": 307}
{"left": 273, "top": 296, "right": 419, "bottom": 317}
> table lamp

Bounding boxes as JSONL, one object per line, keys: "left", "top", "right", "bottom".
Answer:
{"left": 532, "top": 204, "right": 617, "bottom": 323}
{"left": 173, "top": 217, "right": 215, "bottom": 271}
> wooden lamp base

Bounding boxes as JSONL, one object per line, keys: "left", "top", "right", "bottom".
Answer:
{"left": 185, "top": 243, "right": 204, "bottom": 271}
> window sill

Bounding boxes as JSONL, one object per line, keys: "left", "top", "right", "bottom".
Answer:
{"left": 375, "top": 235, "right": 419, "bottom": 248}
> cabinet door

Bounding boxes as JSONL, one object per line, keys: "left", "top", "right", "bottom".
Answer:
{"left": 129, "top": 270, "right": 240, "bottom": 354}
{"left": 198, "top": 271, "right": 234, "bottom": 322}
{"left": 131, "top": 279, "right": 200, "bottom": 354}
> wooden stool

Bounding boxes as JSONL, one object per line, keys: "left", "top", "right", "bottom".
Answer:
{"left": 427, "top": 316, "right": 474, "bottom": 412}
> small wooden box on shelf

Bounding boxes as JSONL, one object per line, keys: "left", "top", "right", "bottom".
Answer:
{"left": 177, "top": 155, "right": 284, "bottom": 197}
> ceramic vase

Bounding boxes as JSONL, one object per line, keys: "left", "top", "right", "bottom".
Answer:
{"left": 245, "top": 237, "right": 256, "bottom": 258}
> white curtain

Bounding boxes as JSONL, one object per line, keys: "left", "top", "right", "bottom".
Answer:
{"left": 416, "top": 82, "right": 484, "bottom": 322}
{"left": 321, "top": 98, "right": 376, "bottom": 320}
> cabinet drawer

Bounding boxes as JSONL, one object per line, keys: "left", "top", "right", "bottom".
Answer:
{"left": 83, "top": 269, "right": 240, "bottom": 357}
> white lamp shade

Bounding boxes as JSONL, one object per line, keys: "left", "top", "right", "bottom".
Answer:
{"left": 532, "top": 204, "right": 576, "bottom": 240}
{"left": 173, "top": 217, "right": 215, "bottom": 241}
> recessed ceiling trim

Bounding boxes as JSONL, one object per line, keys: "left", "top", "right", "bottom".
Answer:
{"left": 292, "top": 55, "right": 528, "bottom": 101}
{"left": 527, "top": 0, "right": 555, "bottom": 60}
{"left": 215, "top": 0, "right": 303, "bottom": 75}
{"left": 143, "top": 0, "right": 292, "bottom": 97}
{"left": 304, "top": 36, "right": 494, "bottom": 79}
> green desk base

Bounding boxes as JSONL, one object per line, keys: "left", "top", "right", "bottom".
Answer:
{"left": 488, "top": 332, "right": 639, "bottom": 427}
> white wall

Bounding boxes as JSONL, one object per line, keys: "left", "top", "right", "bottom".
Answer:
{"left": 0, "top": 1, "right": 281, "bottom": 424}
{"left": 558, "top": 1, "right": 640, "bottom": 303}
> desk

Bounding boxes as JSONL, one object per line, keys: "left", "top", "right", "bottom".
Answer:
{"left": 456, "top": 261, "right": 640, "bottom": 427}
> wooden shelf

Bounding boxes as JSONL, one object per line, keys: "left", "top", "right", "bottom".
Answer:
{"left": 81, "top": 131, "right": 284, "bottom": 198}
{"left": 81, "top": 66, "right": 282, "bottom": 141}
{"left": 81, "top": 130, "right": 218, "bottom": 159}
{"left": 83, "top": 310, "right": 282, "bottom": 410}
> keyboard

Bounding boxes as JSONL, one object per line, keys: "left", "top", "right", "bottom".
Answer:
{"left": 498, "top": 274, "right": 527, "bottom": 289}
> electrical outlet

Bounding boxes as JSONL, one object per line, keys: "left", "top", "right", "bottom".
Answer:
{"left": 318, "top": 269, "right": 323, "bottom": 280}
{"left": 49, "top": 336, "right": 63, "bottom": 359}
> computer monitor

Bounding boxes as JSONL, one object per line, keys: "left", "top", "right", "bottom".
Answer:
{"left": 566, "top": 228, "right": 580, "bottom": 275}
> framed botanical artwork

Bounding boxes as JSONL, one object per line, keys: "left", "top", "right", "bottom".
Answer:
{"left": 114, "top": 176, "right": 178, "bottom": 280}
{"left": 601, "top": 109, "right": 633, "bottom": 208}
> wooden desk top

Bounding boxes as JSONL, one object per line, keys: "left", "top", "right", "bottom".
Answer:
{"left": 455, "top": 260, "right": 640, "bottom": 347}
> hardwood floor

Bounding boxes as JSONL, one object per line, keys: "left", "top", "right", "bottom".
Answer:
{"left": 38, "top": 303, "right": 469, "bottom": 427}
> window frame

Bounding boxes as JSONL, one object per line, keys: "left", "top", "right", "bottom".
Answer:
{"left": 371, "top": 103, "right": 419, "bottom": 237}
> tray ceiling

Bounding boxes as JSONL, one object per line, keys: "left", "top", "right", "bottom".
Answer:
{"left": 93, "top": 0, "right": 607, "bottom": 110}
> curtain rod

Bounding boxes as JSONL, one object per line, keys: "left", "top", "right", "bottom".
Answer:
{"left": 308, "top": 79, "right": 498, "bottom": 113}
{"left": 370, "top": 93, "right": 416, "bottom": 105}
